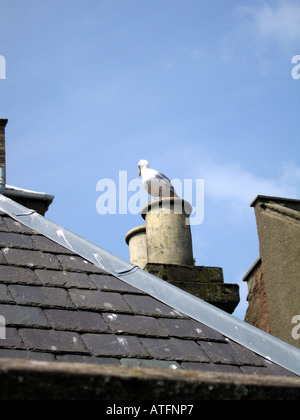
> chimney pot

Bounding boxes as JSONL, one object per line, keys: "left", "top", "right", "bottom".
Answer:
{"left": 142, "top": 198, "right": 194, "bottom": 267}
{"left": 125, "top": 225, "right": 147, "bottom": 269}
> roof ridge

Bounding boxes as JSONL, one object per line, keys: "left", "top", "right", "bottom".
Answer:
{"left": 1, "top": 193, "right": 300, "bottom": 377}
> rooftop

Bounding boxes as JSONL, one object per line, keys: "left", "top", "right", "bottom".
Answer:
{"left": 0, "top": 194, "right": 299, "bottom": 380}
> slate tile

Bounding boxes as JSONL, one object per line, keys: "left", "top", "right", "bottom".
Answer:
{"left": 239, "top": 366, "right": 270, "bottom": 376}
{"left": 123, "top": 295, "right": 185, "bottom": 318}
{"left": 69, "top": 289, "right": 131, "bottom": 313}
{"left": 91, "top": 274, "right": 145, "bottom": 294}
{"left": 265, "top": 362, "right": 299, "bottom": 378}
{"left": 0, "top": 217, "right": 9, "bottom": 232}
{"left": 121, "top": 358, "right": 181, "bottom": 370}
{"left": 240, "top": 364, "right": 298, "bottom": 378}
{"left": 82, "top": 333, "right": 149, "bottom": 358}
{"left": 8, "top": 285, "right": 74, "bottom": 309}
{"left": 199, "top": 340, "right": 267, "bottom": 367}
{"left": 198, "top": 341, "right": 257, "bottom": 366}
{"left": 0, "top": 232, "right": 35, "bottom": 249}
{"left": 20, "top": 328, "right": 89, "bottom": 354}
{"left": 103, "top": 313, "right": 168, "bottom": 337}
{"left": 4, "top": 218, "right": 35, "bottom": 235}
{"left": 159, "top": 318, "right": 226, "bottom": 342}
{"left": 35, "top": 269, "right": 96, "bottom": 289}
{"left": 0, "top": 266, "right": 40, "bottom": 285}
{"left": 0, "top": 304, "right": 50, "bottom": 327}
{"left": 0, "top": 328, "right": 25, "bottom": 349}
{"left": 32, "top": 235, "right": 75, "bottom": 254}
{"left": 57, "top": 255, "right": 105, "bottom": 274}
{"left": 34, "top": 269, "right": 70, "bottom": 287}
{"left": 199, "top": 342, "right": 236, "bottom": 365}
{"left": 0, "top": 250, "right": 7, "bottom": 265}
{"left": 227, "top": 340, "right": 266, "bottom": 367}
{"left": 0, "top": 349, "right": 55, "bottom": 361}
{"left": 3, "top": 248, "right": 61, "bottom": 270}
{"left": 140, "top": 337, "right": 210, "bottom": 362}
{"left": 0, "top": 284, "right": 14, "bottom": 303}
{"left": 44, "top": 309, "right": 109, "bottom": 333}
{"left": 56, "top": 354, "right": 120, "bottom": 366}
{"left": 181, "top": 362, "right": 242, "bottom": 374}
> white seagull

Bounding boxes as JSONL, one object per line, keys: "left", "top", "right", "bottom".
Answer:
{"left": 138, "top": 159, "right": 178, "bottom": 198}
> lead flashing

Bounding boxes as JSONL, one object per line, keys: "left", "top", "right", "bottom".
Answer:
{"left": 0, "top": 194, "right": 300, "bottom": 377}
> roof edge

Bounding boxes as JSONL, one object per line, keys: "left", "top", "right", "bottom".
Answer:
{"left": 242, "top": 257, "right": 262, "bottom": 282}
{"left": 250, "top": 195, "right": 300, "bottom": 208}
{"left": 1, "top": 358, "right": 300, "bottom": 400}
{"left": 1, "top": 194, "right": 300, "bottom": 377}
{"left": 4, "top": 185, "right": 54, "bottom": 203}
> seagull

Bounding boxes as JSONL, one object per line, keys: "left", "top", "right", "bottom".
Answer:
{"left": 138, "top": 159, "right": 179, "bottom": 198}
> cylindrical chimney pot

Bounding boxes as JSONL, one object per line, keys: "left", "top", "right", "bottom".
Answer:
{"left": 125, "top": 225, "right": 147, "bottom": 269}
{"left": 141, "top": 198, "right": 194, "bottom": 266}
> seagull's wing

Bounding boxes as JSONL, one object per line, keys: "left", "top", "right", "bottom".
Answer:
{"left": 152, "top": 172, "right": 172, "bottom": 183}
{"left": 142, "top": 167, "right": 178, "bottom": 198}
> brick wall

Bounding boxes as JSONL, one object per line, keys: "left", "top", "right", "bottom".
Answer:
{"left": 0, "top": 119, "right": 8, "bottom": 183}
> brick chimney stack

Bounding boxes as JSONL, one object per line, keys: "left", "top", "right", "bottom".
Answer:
{"left": 0, "top": 118, "right": 55, "bottom": 215}
{"left": 0, "top": 119, "right": 8, "bottom": 184}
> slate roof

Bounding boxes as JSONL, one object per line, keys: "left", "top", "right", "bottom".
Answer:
{"left": 0, "top": 204, "right": 298, "bottom": 378}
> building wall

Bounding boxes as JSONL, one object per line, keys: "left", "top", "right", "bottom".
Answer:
{"left": 253, "top": 201, "right": 300, "bottom": 349}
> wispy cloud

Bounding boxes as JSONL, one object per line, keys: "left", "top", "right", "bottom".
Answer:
{"left": 160, "top": 144, "right": 300, "bottom": 209}
{"left": 200, "top": 160, "right": 300, "bottom": 207}
{"left": 237, "top": 0, "right": 300, "bottom": 49}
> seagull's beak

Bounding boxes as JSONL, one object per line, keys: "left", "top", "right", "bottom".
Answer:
{"left": 139, "top": 169, "right": 141, "bottom": 177}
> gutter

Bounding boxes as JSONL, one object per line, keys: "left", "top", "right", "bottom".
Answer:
{"left": 3, "top": 186, "right": 54, "bottom": 206}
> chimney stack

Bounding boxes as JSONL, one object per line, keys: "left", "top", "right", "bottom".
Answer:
{"left": 0, "top": 118, "right": 55, "bottom": 215}
{"left": 244, "top": 195, "right": 300, "bottom": 348}
{"left": 126, "top": 197, "right": 240, "bottom": 314}
{"left": 0, "top": 119, "right": 8, "bottom": 184}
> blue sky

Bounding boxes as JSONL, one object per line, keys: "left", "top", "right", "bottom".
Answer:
{"left": 0, "top": 0, "right": 299, "bottom": 320}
